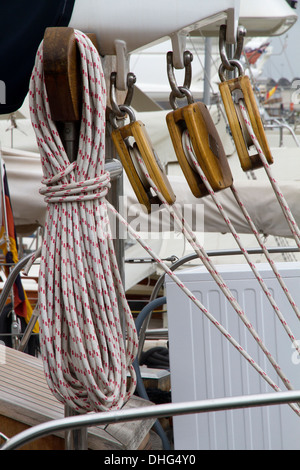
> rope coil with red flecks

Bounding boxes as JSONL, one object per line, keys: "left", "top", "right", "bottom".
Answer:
{"left": 29, "top": 29, "right": 300, "bottom": 418}
{"left": 29, "top": 30, "right": 138, "bottom": 413}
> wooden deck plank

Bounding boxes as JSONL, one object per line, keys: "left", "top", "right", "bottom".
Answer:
{"left": 0, "top": 346, "right": 157, "bottom": 449}
{"left": 1, "top": 373, "right": 62, "bottom": 402}
{"left": 0, "top": 388, "right": 63, "bottom": 420}
{"left": 0, "top": 415, "right": 65, "bottom": 450}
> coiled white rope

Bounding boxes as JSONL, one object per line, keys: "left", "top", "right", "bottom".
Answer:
{"left": 28, "top": 28, "right": 300, "bottom": 417}
{"left": 29, "top": 30, "right": 138, "bottom": 413}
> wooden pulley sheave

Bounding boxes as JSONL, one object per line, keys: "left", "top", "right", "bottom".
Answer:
{"left": 165, "top": 50, "right": 233, "bottom": 198}
{"left": 43, "top": 27, "right": 99, "bottom": 121}
{"left": 218, "top": 25, "right": 273, "bottom": 172}
{"left": 43, "top": 27, "right": 99, "bottom": 163}
{"left": 110, "top": 73, "right": 176, "bottom": 213}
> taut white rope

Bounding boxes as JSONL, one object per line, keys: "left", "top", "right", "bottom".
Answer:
{"left": 238, "top": 100, "right": 300, "bottom": 248}
{"left": 106, "top": 117, "right": 300, "bottom": 412}
{"left": 107, "top": 200, "right": 300, "bottom": 417}
{"left": 134, "top": 147, "right": 299, "bottom": 390}
{"left": 29, "top": 30, "right": 138, "bottom": 413}
{"left": 182, "top": 129, "right": 300, "bottom": 357}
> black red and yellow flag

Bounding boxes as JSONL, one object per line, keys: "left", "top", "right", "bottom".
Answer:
{"left": 0, "top": 164, "right": 38, "bottom": 333}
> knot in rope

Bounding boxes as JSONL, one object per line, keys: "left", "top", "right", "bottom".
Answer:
{"left": 40, "top": 168, "right": 111, "bottom": 204}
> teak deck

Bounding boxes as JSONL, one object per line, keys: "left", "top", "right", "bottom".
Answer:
{"left": 0, "top": 346, "right": 156, "bottom": 450}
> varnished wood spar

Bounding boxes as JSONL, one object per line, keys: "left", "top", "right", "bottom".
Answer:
{"left": 219, "top": 75, "right": 274, "bottom": 172}
{"left": 0, "top": 347, "right": 156, "bottom": 450}
{"left": 112, "top": 120, "right": 176, "bottom": 213}
{"left": 166, "top": 102, "right": 233, "bottom": 198}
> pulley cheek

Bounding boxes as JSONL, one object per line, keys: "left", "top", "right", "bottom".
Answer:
{"left": 112, "top": 113, "right": 177, "bottom": 212}
{"left": 110, "top": 75, "right": 175, "bottom": 213}
{"left": 166, "top": 97, "right": 233, "bottom": 198}
{"left": 219, "top": 60, "right": 273, "bottom": 172}
{"left": 165, "top": 52, "right": 233, "bottom": 198}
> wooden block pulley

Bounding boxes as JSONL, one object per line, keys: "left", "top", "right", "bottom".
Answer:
{"left": 219, "top": 74, "right": 273, "bottom": 172}
{"left": 112, "top": 119, "right": 176, "bottom": 213}
{"left": 166, "top": 101, "right": 233, "bottom": 198}
{"left": 43, "top": 27, "right": 99, "bottom": 122}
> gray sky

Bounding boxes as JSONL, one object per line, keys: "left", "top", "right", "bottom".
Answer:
{"left": 263, "top": 4, "right": 300, "bottom": 80}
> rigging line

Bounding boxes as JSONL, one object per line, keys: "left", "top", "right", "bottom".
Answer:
{"left": 240, "top": 52, "right": 261, "bottom": 103}
{"left": 279, "top": 36, "right": 295, "bottom": 78}
{"left": 29, "top": 30, "right": 138, "bottom": 413}
{"left": 230, "top": 184, "right": 300, "bottom": 319}
{"left": 238, "top": 99, "right": 300, "bottom": 248}
{"left": 270, "top": 35, "right": 288, "bottom": 57}
{"left": 237, "top": 120, "right": 296, "bottom": 263}
{"left": 107, "top": 200, "right": 300, "bottom": 417}
{"left": 187, "top": 34, "right": 218, "bottom": 95}
{"left": 240, "top": 140, "right": 297, "bottom": 263}
{"left": 0, "top": 147, "right": 10, "bottom": 253}
{"left": 188, "top": 31, "right": 240, "bottom": 154}
{"left": 188, "top": 33, "right": 227, "bottom": 125}
{"left": 195, "top": 30, "right": 222, "bottom": 78}
{"left": 182, "top": 130, "right": 300, "bottom": 355}
{"left": 125, "top": 140, "right": 299, "bottom": 402}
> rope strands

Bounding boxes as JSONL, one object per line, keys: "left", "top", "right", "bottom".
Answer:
{"left": 238, "top": 100, "right": 300, "bottom": 248}
{"left": 28, "top": 27, "right": 300, "bottom": 420}
{"left": 107, "top": 200, "right": 300, "bottom": 417}
{"left": 121, "top": 141, "right": 300, "bottom": 408}
{"left": 29, "top": 30, "right": 138, "bottom": 413}
{"left": 182, "top": 129, "right": 300, "bottom": 358}
{"left": 230, "top": 184, "right": 300, "bottom": 322}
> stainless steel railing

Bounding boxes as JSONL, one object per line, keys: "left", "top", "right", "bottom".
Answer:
{"left": 264, "top": 118, "right": 300, "bottom": 147}
{"left": 1, "top": 389, "right": 300, "bottom": 450}
{"left": 1, "top": 243, "right": 300, "bottom": 450}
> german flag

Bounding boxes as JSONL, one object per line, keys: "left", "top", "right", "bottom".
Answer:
{"left": 0, "top": 163, "right": 38, "bottom": 333}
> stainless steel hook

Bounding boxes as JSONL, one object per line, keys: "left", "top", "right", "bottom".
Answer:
{"left": 167, "top": 50, "right": 193, "bottom": 99}
{"left": 109, "top": 104, "right": 136, "bottom": 129}
{"left": 219, "top": 24, "right": 246, "bottom": 72}
{"left": 109, "top": 71, "right": 136, "bottom": 118}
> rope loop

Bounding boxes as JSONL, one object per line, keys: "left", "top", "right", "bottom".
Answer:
{"left": 29, "top": 29, "right": 138, "bottom": 413}
{"left": 40, "top": 172, "right": 111, "bottom": 203}
{"left": 41, "top": 161, "right": 78, "bottom": 186}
